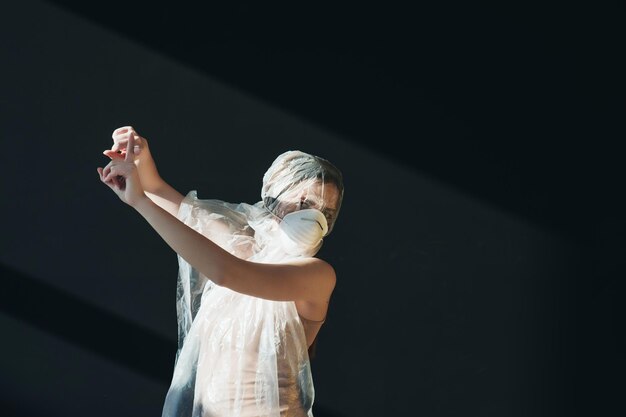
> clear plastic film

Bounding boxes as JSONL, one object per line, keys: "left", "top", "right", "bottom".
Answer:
{"left": 161, "top": 151, "right": 344, "bottom": 417}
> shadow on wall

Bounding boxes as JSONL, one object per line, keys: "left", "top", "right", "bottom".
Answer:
{"left": 0, "top": 263, "right": 174, "bottom": 382}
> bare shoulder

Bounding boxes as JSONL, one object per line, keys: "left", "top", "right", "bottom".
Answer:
{"left": 288, "top": 257, "right": 336, "bottom": 288}
{"left": 293, "top": 258, "right": 336, "bottom": 321}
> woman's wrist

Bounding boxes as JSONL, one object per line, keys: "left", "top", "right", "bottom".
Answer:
{"left": 135, "top": 157, "right": 164, "bottom": 192}
{"left": 132, "top": 194, "right": 155, "bottom": 212}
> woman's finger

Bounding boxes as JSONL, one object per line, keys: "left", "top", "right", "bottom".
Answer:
{"left": 97, "top": 168, "right": 117, "bottom": 191}
{"left": 103, "top": 163, "right": 123, "bottom": 181}
{"left": 112, "top": 126, "right": 134, "bottom": 138}
{"left": 103, "top": 164, "right": 125, "bottom": 181}
{"left": 103, "top": 149, "right": 125, "bottom": 160}
{"left": 103, "top": 160, "right": 118, "bottom": 178}
{"left": 111, "top": 137, "right": 142, "bottom": 154}
{"left": 125, "top": 134, "right": 135, "bottom": 162}
{"left": 111, "top": 134, "right": 130, "bottom": 151}
{"left": 104, "top": 171, "right": 125, "bottom": 190}
{"left": 114, "top": 131, "right": 139, "bottom": 142}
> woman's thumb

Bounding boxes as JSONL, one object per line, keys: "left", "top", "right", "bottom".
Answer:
{"left": 103, "top": 149, "right": 123, "bottom": 160}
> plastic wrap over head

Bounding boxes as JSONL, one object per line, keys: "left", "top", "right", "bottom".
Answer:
{"left": 261, "top": 150, "right": 344, "bottom": 236}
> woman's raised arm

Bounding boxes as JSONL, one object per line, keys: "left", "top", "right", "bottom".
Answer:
{"left": 134, "top": 197, "right": 336, "bottom": 303}
{"left": 98, "top": 134, "right": 335, "bottom": 304}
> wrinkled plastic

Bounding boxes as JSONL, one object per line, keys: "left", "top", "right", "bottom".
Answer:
{"left": 161, "top": 151, "right": 344, "bottom": 417}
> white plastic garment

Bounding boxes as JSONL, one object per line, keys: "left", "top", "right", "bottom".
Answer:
{"left": 161, "top": 151, "right": 344, "bottom": 417}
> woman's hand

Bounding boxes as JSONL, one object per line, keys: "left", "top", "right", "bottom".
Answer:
{"left": 110, "top": 126, "right": 144, "bottom": 158}
{"left": 102, "top": 125, "right": 165, "bottom": 194}
{"left": 97, "top": 134, "right": 148, "bottom": 208}
{"left": 103, "top": 126, "right": 147, "bottom": 162}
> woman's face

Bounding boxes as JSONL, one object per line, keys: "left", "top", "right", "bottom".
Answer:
{"left": 274, "top": 181, "right": 341, "bottom": 229}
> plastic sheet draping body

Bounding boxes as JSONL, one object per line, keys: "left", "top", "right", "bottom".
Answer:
{"left": 161, "top": 150, "right": 344, "bottom": 417}
{"left": 162, "top": 192, "right": 314, "bottom": 417}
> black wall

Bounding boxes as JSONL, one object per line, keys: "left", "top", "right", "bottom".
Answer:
{"left": 1, "top": 1, "right": 623, "bottom": 416}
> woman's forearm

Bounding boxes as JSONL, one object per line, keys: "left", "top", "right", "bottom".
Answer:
{"left": 135, "top": 153, "right": 166, "bottom": 193}
{"left": 134, "top": 149, "right": 184, "bottom": 217}
{"left": 133, "top": 197, "right": 237, "bottom": 285}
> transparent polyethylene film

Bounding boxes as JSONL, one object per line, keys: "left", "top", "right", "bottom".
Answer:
{"left": 164, "top": 192, "right": 315, "bottom": 417}
{"left": 161, "top": 150, "right": 343, "bottom": 417}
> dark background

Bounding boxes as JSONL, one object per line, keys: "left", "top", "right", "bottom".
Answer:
{"left": 1, "top": 1, "right": 623, "bottom": 416}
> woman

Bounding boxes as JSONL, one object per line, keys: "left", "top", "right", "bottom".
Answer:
{"left": 97, "top": 126, "right": 344, "bottom": 417}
